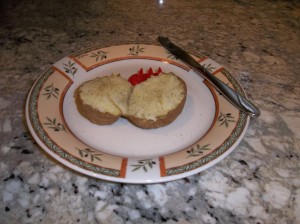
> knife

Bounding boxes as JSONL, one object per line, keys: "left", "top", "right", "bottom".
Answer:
{"left": 158, "top": 36, "right": 260, "bottom": 118}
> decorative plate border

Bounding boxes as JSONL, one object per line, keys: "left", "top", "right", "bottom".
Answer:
{"left": 25, "top": 43, "right": 249, "bottom": 183}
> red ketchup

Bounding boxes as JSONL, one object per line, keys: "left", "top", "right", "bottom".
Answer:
{"left": 128, "top": 67, "right": 163, "bottom": 86}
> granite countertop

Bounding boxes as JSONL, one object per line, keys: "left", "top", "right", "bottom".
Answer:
{"left": 1, "top": 0, "right": 299, "bottom": 223}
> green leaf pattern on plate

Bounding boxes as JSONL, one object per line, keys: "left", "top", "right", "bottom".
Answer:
{"left": 90, "top": 50, "right": 109, "bottom": 61}
{"left": 63, "top": 61, "right": 77, "bottom": 77}
{"left": 42, "top": 83, "right": 59, "bottom": 99}
{"left": 202, "top": 63, "right": 216, "bottom": 72}
{"left": 128, "top": 45, "right": 145, "bottom": 56}
{"left": 76, "top": 148, "right": 102, "bottom": 162}
{"left": 43, "top": 117, "right": 67, "bottom": 132}
{"left": 131, "top": 159, "right": 156, "bottom": 172}
{"left": 186, "top": 144, "right": 211, "bottom": 157}
{"left": 218, "top": 112, "right": 235, "bottom": 127}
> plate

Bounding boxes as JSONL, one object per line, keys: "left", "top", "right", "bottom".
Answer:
{"left": 25, "top": 43, "right": 249, "bottom": 184}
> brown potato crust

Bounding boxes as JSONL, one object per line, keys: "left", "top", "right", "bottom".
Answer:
{"left": 74, "top": 88, "right": 120, "bottom": 125}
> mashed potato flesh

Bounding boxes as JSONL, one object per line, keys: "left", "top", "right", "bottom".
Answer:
{"left": 79, "top": 74, "right": 133, "bottom": 116}
{"left": 128, "top": 73, "right": 186, "bottom": 121}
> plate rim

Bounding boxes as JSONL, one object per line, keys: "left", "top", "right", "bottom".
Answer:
{"left": 25, "top": 43, "right": 250, "bottom": 183}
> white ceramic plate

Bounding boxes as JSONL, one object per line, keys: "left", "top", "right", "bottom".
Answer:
{"left": 25, "top": 43, "right": 249, "bottom": 184}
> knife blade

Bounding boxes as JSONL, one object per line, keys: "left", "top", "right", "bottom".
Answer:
{"left": 158, "top": 36, "right": 260, "bottom": 118}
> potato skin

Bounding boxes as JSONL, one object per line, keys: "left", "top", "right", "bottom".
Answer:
{"left": 74, "top": 88, "right": 120, "bottom": 125}
{"left": 125, "top": 78, "right": 187, "bottom": 129}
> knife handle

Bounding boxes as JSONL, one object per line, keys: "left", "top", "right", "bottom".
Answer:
{"left": 194, "top": 67, "right": 260, "bottom": 117}
{"left": 158, "top": 36, "right": 260, "bottom": 117}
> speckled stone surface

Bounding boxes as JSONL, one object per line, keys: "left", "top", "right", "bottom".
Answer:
{"left": 1, "top": 0, "right": 300, "bottom": 223}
